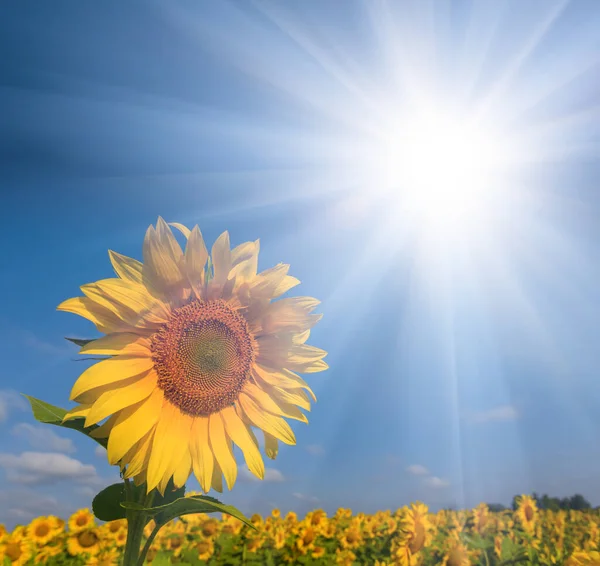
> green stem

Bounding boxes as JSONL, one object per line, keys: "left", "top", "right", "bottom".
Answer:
{"left": 135, "top": 523, "right": 161, "bottom": 566}
{"left": 122, "top": 487, "right": 155, "bottom": 566}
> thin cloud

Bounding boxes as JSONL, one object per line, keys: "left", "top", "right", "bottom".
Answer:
{"left": 12, "top": 423, "right": 76, "bottom": 454}
{"left": 425, "top": 476, "right": 451, "bottom": 489}
{"left": 239, "top": 467, "right": 285, "bottom": 483}
{"left": 0, "top": 390, "right": 28, "bottom": 423}
{"left": 306, "top": 444, "right": 325, "bottom": 456}
{"left": 95, "top": 445, "right": 106, "bottom": 458}
{"left": 293, "top": 492, "right": 319, "bottom": 503}
{"left": 406, "top": 464, "right": 430, "bottom": 476}
{"left": 0, "top": 452, "right": 102, "bottom": 486}
{"left": 468, "top": 405, "right": 519, "bottom": 424}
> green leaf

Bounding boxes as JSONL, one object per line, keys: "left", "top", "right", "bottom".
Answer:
{"left": 121, "top": 494, "right": 256, "bottom": 530}
{"left": 22, "top": 394, "right": 107, "bottom": 448}
{"left": 92, "top": 483, "right": 128, "bottom": 521}
{"left": 152, "top": 478, "right": 186, "bottom": 525}
{"left": 65, "top": 337, "right": 95, "bottom": 348}
{"left": 149, "top": 552, "right": 172, "bottom": 566}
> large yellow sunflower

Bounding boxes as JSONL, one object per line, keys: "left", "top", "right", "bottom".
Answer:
{"left": 60, "top": 218, "right": 327, "bottom": 494}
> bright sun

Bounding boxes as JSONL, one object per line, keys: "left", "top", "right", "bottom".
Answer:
{"left": 377, "top": 105, "right": 516, "bottom": 244}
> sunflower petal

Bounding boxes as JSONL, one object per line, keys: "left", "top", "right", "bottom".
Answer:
{"left": 185, "top": 225, "right": 208, "bottom": 296}
{"left": 80, "top": 333, "right": 150, "bottom": 356}
{"left": 84, "top": 371, "right": 157, "bottom": 427}
{"left": 108, "top": 250, "right": 144, "bottom": 285}
{"left": 147, "top": 401, "right": 193, "bottom": 493}
{"left": 121, "top": 428, "right": 155, "bottom": 478}
{"left": 209, "top": 413, "right": 237, "bottom": 490}
{"left": 70, "top": 356, "right": 154, "bottom": 401}
{"left": 253, "top": 365, "right": 317, "bottom": 401}
{"left": 107, "top": 388, "right": 164, "bottom": 465}
{"left": 190, "top": 416, "right": 213, "bottom": 493}
{"left": 142, "top": 223, "right": 184, "bottom": 295}
{"left": 211, "top": 459, "right": 224, "bottom": 493}
{"left": 172, "top": 450, "right": 193, "bottom": 489}
{"left": 211, "top": 231, "right": 231, "bottom": 286}
{"left": 244, "top": 382, "right": 308, "bottom": 423}
{"left": 263, "top": 432, "right": 279, "bottom": 460}
{"left": 57, "top": 296, "right": 123, "bottom": 334}
{"left": 169, "top": 222, "right": 191, "bottom": 239}
{"left": 221, "top": 406, "right": 264, "bottom": 480}
{"left": 237, "top": 393, "right": 296, "bottom": 445}
{"left": 89, "top": 414, "right": 118, "bottom": 440}
{"left": 63, "top": 404, "right": 91, "bottom": 422}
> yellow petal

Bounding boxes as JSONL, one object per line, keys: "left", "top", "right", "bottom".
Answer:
{"left": 57, "top": 296, "right": 124, "bottom": 334}
{"left": 107, "top": 388, "right": 164, "bottom": 465}
{"left": 172, "top": 450, "right": 193, "bottom": 489}
{"left": 169, "top": 222, "right": 191, "bottom": 239}
{"left": 252, "top": 365, "right": 316, "bottom": 401}
{"left": 269, "top": 385, "right": 312, "bottom": 412}
{"left": 62, "top": 404, "right": 91, "bottom": 422}
{"left": 259, "top": 297, "right": 321, "bottom": 334}
{"left": 80, "top": 333, "right": 150, "bottom": 356}
{"left": 190, "top": 417, "right": 213, "bottom": 493}
{"left": 249, "top": 264, "right": 289, "bottom": 298}
{"left": 244, "top": 382, "right": 307, "bottom": 423}
{"left": 273, "top": 275, "right": 300, "bottom": 297}
{"left": 211, "top": 459, "right": 223, "bottom": 493}
{"left": 84, "top": 371, "right": 157, "bottom": 427}
{"left": 208, "top": 413, "right": 237, "bottom": 490}
{"left": 122, "top": 428, "right": 155, "bottom": 479}
{"left": 70, "top": 356, "right": 154, "bottom": 401}
{"left": 93, "top": 279, "right": 170, "bottom": 325}
{"left": 142, "top": 223, "right": 184, "bottom": 295}
{"left": 211, "top": 231, "right": 231, "bottom": 286}
{"left": 89, "top": 414, "right": 118, "bottom": 440}
{"left": 108, "top": 250, "right": 144, "bottom": 285}
{"left": 146, "top": 401, "right": 192, "bottom": 493}
{"left": 221, "top": 406, "right": 264, "bottom": 480}
{"left": 229, "top": 240, "right": 259, "bottom": 282}
{"left": 263, "top": 431, "right": 279, "bottom": 460}
{"left": 185, "top": 225, "right": 208, "bottom": 296}
{"left": 293, "top": 359, "right": 329, "bottom": 374}
{"left": 237, "top": 393, "right": 296, "bottom": 445}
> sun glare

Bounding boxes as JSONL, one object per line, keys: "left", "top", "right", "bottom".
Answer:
{"left": 376, "top": 105, "right": 517, "bottom": 244}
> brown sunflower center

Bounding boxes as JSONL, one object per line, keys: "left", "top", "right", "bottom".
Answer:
{"left": 35, "top": 523, "right": 50, "bottom": 537}
{"left": 75, "top": 515, "right": 89, "bottom": 527}
{"left": 151, "top": 299, "right": 255, "bottom": 416}
{"left": 78, "top": 531, "right": 99, "bottom": 548}
{"left": 524, "top": 504, "right": 534, "bottom": 522}
{"left": 5, "top": 543, "right": 22, "bottom": 561}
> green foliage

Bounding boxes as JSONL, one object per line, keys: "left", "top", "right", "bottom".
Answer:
{"left": 22, "top": 394, "right": 107, "bottom": 448}
{"left": 121, "top": 494, "right": 255, "bottom": 531}
{"left": 65, "top": 337, "right": 95, "bottom": 348}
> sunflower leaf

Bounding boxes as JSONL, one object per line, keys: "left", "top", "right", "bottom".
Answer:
{"left": 21, "top": 394, "right": 107, "bottom": 448}
{"left": 65, "top": 337, "right": 96, "bottom": 348}
{"left": 151, "top": 479, "right": 186, "bottom": 525}
{"left": 121, "top": 495, "right": 256, "bottom": 530}
{"left": 92, "top": 483, "right": 129, "bottom": 521}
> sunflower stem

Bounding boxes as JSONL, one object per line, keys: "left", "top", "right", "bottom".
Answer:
{"left": 122, "top": 487, "right": 154, "bottom": 566}
{"left": 135, "top": 522, "right": 161, "bottom": 566}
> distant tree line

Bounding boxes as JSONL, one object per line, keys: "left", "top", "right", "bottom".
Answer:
{"left": 484, "top": 493, "right": 594, "bottom": 513}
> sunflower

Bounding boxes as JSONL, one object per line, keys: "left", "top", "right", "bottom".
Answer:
{"left": 196, "top": 538, "right": 215, "bottom": 561}
{"left": 567, "top": 551, "right": 600, "bottom": 566}
{"left": 67, "top": 529, "right": 101, "bottom": 557}
{"left": 33, "top": 544, "right": 62, "bottom": 565}
{"left": 0, "top": 532, "right": 33, "bottom": 566}
{"left": 60, "top": 218, "right": 327, "bottom": 495}
{"left": 312, "top": 545, "right": 326, "bottom": 559}
{"left": 68, "top": 508, "right": 95, "bottom": 533}
{"left": 28, "top": 516, "right": 56, "bottom": 546}
{"left": 88, "top": 547, "right": 120, "bottom": 566}
{"left": 515, "top": 495, "right": 538, "bottom": 535}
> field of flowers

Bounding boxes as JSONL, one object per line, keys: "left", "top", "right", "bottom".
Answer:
{"left": 2, "top": 494, "right": 600, "bottom": 565}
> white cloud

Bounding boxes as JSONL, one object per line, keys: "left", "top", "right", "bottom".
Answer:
{"left": 12, "top": 423, "right": 76, "bottom": 454}
{"left": 95, "top": 445, "right": 106, "bottom": 458}
{"left": 0, "top": 390, "right": 28, "bottom": 423}
{"left": 293, "top": 492, "right": 319, "bottom": 502}
{"left": 468, "top": 405, "right": 519, "bottom": 424}
{"left": 406, "top": 464, "right": 430, "bottom": 476}
{"left": 239, "top": 467, "right": 285, "bottom": 483}
{"left": 306, "top": 444, "right": 325, "bottom": 456}
{"left": 425, "top": 476, "right": 450, "bottom": 489}
{"left": 0, "top": 451, "right": 102, "bottom": 486}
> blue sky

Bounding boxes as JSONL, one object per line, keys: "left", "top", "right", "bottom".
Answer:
{"left": 1, "top": 0, "right": 600, "bottom": 529}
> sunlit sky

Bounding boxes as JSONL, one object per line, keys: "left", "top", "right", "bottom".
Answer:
{"left": 1, "top": 0, "right": 600, "bottom": 529}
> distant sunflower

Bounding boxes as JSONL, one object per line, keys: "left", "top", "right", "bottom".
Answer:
{"left": 68, "top": 509, "right": 95, "bottom": 533}
{"left": 28, "top": 516, "right": 56, "bottom": 546}
{"left": 196, "top": 539, "right": 215, "bottom": 561}
{"left": 515, "top": 495, "right": 538, "bottom": 535}
{"left": 0, "top": 536, "right": 33, "bottom": 566}
{"left": 60, "top": 218, "right": 327, "bottom": 494}
{"left": 67, "top": 529, "right": 101, "bottom": 557}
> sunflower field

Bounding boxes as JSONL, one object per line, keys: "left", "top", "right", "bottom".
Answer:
{"left": 2, "top": 494, "right": 600, "bottom": 565}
